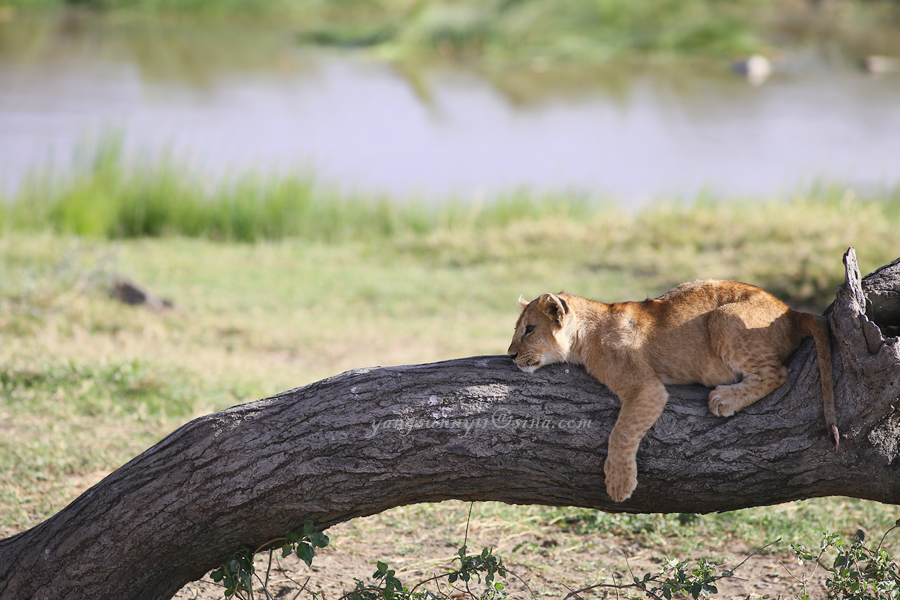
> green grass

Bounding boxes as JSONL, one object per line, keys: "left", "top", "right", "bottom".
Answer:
{"left": 3, "top": 0, "right": 900, "bottom": 66}
{"left": 3, "top": 147, "right": 899, "bottom": 308}
{"left": 1, "top": 140, "right": 595, "bottom": 244}
{"left": 381, "top": 498, "right": 900, "bottom": 561}
{"left": 0, "top": 354, "right": 236, "bottom": 532}
{"left": 550, "top": 499, "right": 900, "bottom": 554}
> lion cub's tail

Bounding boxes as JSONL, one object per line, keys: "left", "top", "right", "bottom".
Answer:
{"left": 799, "top": 312, "right": 839, "bottom": 448}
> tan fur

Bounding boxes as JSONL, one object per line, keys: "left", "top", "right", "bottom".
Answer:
{"left": 507, "top": 280, "right": 837, "bottom": 503}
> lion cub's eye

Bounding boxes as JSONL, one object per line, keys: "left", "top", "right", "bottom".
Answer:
{"left": 524, "top": 325, "right": 535, "bottom": 335}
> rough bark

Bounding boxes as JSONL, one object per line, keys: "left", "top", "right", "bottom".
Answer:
{"left": 1, "top": 248, "right": 899, "bottom": 600}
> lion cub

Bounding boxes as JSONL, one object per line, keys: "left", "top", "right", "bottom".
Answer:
{"left": 507, "top": 280, "right": 837, "bottom": 503}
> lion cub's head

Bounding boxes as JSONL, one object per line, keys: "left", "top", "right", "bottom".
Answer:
{"left": 507, "top": 293, "right": 573, "bottom": 373}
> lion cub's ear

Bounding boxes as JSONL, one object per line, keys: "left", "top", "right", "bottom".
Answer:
{"left": 538, "top": 293, "right": 569, "bottom": 325}
{"left": 518, "top": 296, "right": 529, "bottom": 310}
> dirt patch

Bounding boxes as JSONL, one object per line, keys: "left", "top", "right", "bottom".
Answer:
{"left": 174, "top": 503, "right": 832, "bottom": 599}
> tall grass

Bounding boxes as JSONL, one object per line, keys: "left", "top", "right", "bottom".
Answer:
{"left": 388, "top": 0, "right": 766, "bottom": 61}
{"left": 3, "top": 140, "right": 900, "bottom": 308}
{"left": 0, "top": 142, "right": 596, "bottom": 243}
{"left": 5, "top": 0, "right": 900, "bottom": 64}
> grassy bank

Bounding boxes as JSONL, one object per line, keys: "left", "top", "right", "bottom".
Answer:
{"left": 3, "top": 149, "right": 899, "bottom": 307}
{"left": 1, "top": 143, "right": 594, "bottom": 244}
{"left": 2, "top": 0, "right": 900, "bottom": 66}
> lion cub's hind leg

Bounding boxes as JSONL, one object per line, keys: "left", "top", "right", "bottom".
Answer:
{"left": 707, "top": 304, "right": 790, "bottom": 417}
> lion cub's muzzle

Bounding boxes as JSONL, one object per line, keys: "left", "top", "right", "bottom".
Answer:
{"left": 508, "top": 351, "right": 540, "bottom": 373}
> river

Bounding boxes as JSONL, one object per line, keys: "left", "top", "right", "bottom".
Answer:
{"left": 2, "top": 13, "right": 899, "bottom": 207}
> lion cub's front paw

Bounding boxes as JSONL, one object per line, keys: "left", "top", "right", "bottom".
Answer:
{"left": 708, "top": 387, "right": 738, "bottom": 417}
{"left": 604, "top": 456, "right": 637, "bottom": 502}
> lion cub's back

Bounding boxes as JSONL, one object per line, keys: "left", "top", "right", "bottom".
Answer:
{"left": 654, "top": 279, "right": 775, "bottom": 311}
{"left": 651, "top": 279, "right": 795, "bottom": 327}
{"left": 643, "top": 280, "right": 795, "bottom": 385}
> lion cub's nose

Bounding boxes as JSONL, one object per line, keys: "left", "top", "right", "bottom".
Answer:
{"left": 507, "top": 349, "right": 517, "bottom": 359}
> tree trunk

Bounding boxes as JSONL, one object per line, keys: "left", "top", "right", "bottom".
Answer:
{"left": 1, "top": 248, "right": 899, "bottom": 600}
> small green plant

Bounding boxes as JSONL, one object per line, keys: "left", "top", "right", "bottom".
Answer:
{"left": 562, "top": 539, "right": 780, "bottom": 600}
{"left": 284, "top": 522, "right": 331, "bottom": 568}
{"left": 210, "top": 521, "right": 330, "bottom": 600}
{"left": 342, "top": 503, "right": 509, "bottom": 600}
{"left": 792, "top": 520, "right": 900, "bottom": 600}
{"left": 210, "top": 546, "right": 255, "bottom": 599}
{"left": 632, "top": 557, "right": 724, "bottom": 600}
{"left": 449, "top": 544, "right": 506, "bottom": 593}
{"left": 341, "top": 545, "right": 507, "bottom": 600}
{"left": 561, "top": 557, "right": 730, "bottom": 600}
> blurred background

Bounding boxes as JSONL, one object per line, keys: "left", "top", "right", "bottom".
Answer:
{"left": 2, "top": 0, "right": 900, "bottom": 205}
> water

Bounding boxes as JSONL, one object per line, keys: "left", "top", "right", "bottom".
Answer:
{"left": 2, "top": 15, "right": 900, "bottom": 207}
